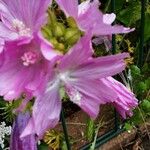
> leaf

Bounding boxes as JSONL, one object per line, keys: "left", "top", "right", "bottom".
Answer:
{"left": 141, "top": 99, "right": 150, "bottom": 113}
{"left": 85, "top": 117, "right": 95, "bottom": 141}
{"left": 124, "top": 123, "right": 133, "bottom": 131}
{"left": 137, "top": 82, "right": 147, "bottom": 93}
{"left": 117, "top": 1, "right": 141, "bottom": 26}
{"left": 130, "top": 65, "right": 141, "bottom": 77}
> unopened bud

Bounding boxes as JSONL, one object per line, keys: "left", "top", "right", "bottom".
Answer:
{"left": 67, "top": 17, "right": 78, "bottom": 28}
{"left": 55, "top": 43, "right": 65, "bottom": 51}
{"left": 41, "top": 26, "right": 53, "bottom": 39}
{"left": 64, "top": 28, "right": 81, "bottom": 45}
{"left": 54, "top": 22, "right": 65, "bottom": 37}
{"left": 50, "top": 38, "right": 58, "bottom": 46}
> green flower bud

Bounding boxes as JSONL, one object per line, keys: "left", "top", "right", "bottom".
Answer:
{"left": 48, "top": 9, "right": 57, "bottom": 26}
{"left": 55, "top": 43, "right": 65, "bottom": 51}
{"left": 54, "top": 22, "right": 65, "bottom": 37}
{"left": 41, "top": 26, "right": 53, "bottom": 39}
{"left": 64, "top": 28, "right": 81, "bottom": 45}
{"left": 67, "top": 17, "right": 78, "bottom": 28}
{"left": 50, "top": 38, "right": 58, "bottom": 47}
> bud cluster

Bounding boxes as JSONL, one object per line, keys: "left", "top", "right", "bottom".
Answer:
{"left": 42, "top": 9, "right": 82, "bottom": 53}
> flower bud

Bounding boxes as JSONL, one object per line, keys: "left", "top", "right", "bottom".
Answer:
{"left": 50, "top": 38, "right": 58, "bottom": 46}
{"left": 55, "top": 43, "right": 65, "bottom": 52}
{"left": 53, "top": 23, "right": 65, "bottom": 37}
{"left": 41, "top": 26, "right": 53, "bottom": 39}
{"left": 64, "top": 28, "right": 81, "bottom": 45}
{"left": 67, "top": 17, "right": 78, "bottom": 28}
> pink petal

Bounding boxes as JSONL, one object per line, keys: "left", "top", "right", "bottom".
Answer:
{"left": 56, "top": 0, "right": 78, "bottom": 18}
{"left": 58, "top": 32, "right": 93, "bottom": 71}
{"left": 77, "top": 0, "right": 102, "bottom": 31}
{"left": 93, "top": 24, "right": 135, "bottom": 36}
{"left": 71, "top": 53, "right": 129, "bottom": 79}
{"left": 38, "top": 32, "right": 61, "bottom": 61}
{"left": 102, "top": 77, "right": 138, "bottom": 118}
{"left": 66, "top": 86, "right": 100, "bottom": 119}
{"left": 21, "top": 80, "right": 61, "bottom": 138}
{"left": 0, "top": 0, "right": 51, "bottom": 31}
{"left": 103, "top": 13, "right": 116, "bottom": 25}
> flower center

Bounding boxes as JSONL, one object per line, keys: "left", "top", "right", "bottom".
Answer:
{"left": 57, "top": 71, "right": 71, "bottom": 83}
{"left": 12, "top": 19, "right": 31, "bottom": 37}
{"left": 21, "top": 51, "right": 39, "bottom": 66}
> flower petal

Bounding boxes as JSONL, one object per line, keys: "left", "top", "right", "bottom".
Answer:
{"left": 21, "top": 80, "right": 61, "bottom": 138}
{"left": 102, "top": 77, "right": 138, "bottom": 118}
{"left": 77, "top": 0, "right": 102, "bottom": 31}
{"left": 56, "top": 0, "right": 78, "bottom": 18}
{"left": 38, "top": 32, "right": 61, "bottom": 61}
{"left": 58, "top": 32, "right": 93, "bottom": 71}
{"left": 0, "top": 0, "right": 51, "bottom": 31}
{"left": 71, "top": 53, "right": 129, "bottom": 79}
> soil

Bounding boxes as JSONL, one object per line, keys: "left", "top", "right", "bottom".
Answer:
{"left": 53, "top": 103, "right": 150, "bottom": 150}
{"left": 53, "top": 104, "right": 116, "bottom": 149}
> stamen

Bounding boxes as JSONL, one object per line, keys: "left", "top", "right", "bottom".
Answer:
{"left": 21, "top": 51, "right": 39, "bottom": 66}
{"left": 12, "top": 19, "right": 31, "bottom": 37}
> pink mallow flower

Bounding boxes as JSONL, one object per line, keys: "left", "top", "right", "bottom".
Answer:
{"left": 56, "top": 0, "right": 134, "bottom": 36}
{"left": 21, "top": 33, "right": 137, "bottom": 138}
{"left": 0, "top": 33, "right": 58, "bottom": 103}
{"left": 0, "top": 0, "right": 51, "bottom": 51}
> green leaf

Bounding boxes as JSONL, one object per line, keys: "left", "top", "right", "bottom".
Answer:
{"left": 124, "top": 123, "right": 133, "bottom": 131}
{"left": 130, "top": 109, "right": 143, "bottom": 125}
{"left": 137, "top": 82, "right": 147, "bottom": 92}
{"left": 141, "top": 99, "right": 150, "bottom": 113}
{"left": 117, "top": 1, "right": 141, "bottom": 26}
{"left": 85, "top": 118, "right": 95, "bottom": 141}
{"left": 130, "top": 65, "right": 141, "bottom": 76}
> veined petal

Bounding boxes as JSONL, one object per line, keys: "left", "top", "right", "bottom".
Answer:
{"left": 56, "top": 0, "right": 78, "bottom": 18}
{"left": 38, "top": 32, "right": 61, "bottom": 61}
{"left": 66, "top": 86, "right": 100, "bottom": 119}
{"left": 77, "top": 0, "right": 102, "bottom": 31}
{"left": 66, "top": 79, "right": 117, "bottom": 104}
{"left": 0, "top": 22, "right": 18, "bottom": 40}
{"left": 71, "top": 53, "right": 129, "bottom": 79}
{"left": 58, "top": 32, "right": 93, "bottom": 71}
{"left": 102, "top": 77, "right": 138, "bottom": 118}
{"left": 21, "top": 79, "right": 61, "bottom": 138}
{"left": 0, "top": 0, "right": 51, "bottom": 31}
{"left": 93, "top": 24, "right": 135, "bottom": 36}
